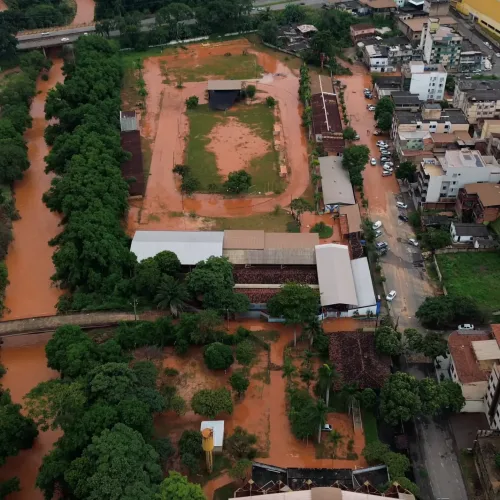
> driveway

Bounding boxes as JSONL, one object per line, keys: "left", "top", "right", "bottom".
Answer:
{"left": 338, "top": 64, "right": 433, "bottom": 330}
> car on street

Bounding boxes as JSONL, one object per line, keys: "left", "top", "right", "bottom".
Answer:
{"left": 380, "top": 156, "right": 391, "bottom": 162}
{"left": 375, "top": 230, "right": 382, "bottom": 237}
{"left": 364, "top": 88, "right": 371, "bottom": 92}
{"left": 398, "top": 214, "right": 409, "bottom": 222}
{"left": 364, "top": 93, "right": 373, "bottom": 99}
{"left": 372, "top": 220, "right": 382, "bottom": 229}
{"left": 367, "top": 105, "right": 376, "bottom": 111}
{"left": 386, "top": 290, "right": 397, "bottom": 301}
{"left": 408, "top": 238, "right": 419, "bottom": 247}
{"left": 497, "top": 53, "right": 500, "bottom": 58}
{"left": 322, "top": 424, "right": 333, "bottom": 431}
{"left": 354, "top": 133, "right": 360, "bottom": 140}
{"left": 376, "top": 141, "right": 387, "bottom": 147}
{"left": 370, "top": 157, "right": 377, "bottom": 165}
{"left": 383, "top": 161, "right": 394, "bottom": 167}
{"left": 380, "top": 149, "right": 390, "bottom": 155}
{"left": 383, "top": 166, "right": 393, "bottom": 172}
{"left": 376, "top": 241, "right": 388, "bottom": 250}
{"left": 61, "top": 37, "right": 70, "bottom": 42}
{"left": 458, "top": 324, "right": 474, "bottom": 331}
{"left": 382, "top": 171, "right": 392, "bottom": 176}
{"left": 396, "top": 201, "right": 408, "bottom": 209}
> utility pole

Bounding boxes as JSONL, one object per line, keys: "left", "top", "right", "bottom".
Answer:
{"left": 130, "top": 298, "right": 138, "bottom": 321}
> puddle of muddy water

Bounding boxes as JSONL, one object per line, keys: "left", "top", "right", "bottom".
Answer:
{"left": 3, "top": 61, "right": 65, "bottom": 320}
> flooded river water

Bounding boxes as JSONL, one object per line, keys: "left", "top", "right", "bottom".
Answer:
{"left": 3, "top": 60, "right": 64, "bottom": 320}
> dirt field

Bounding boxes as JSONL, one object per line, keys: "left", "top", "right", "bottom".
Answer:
{"left": 125, "top": 38, "right": 309, "bottom": 231}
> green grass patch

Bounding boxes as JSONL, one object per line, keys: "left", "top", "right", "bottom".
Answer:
{"left": 490, "top": 217, "right": 500, "bottom": 236}
{"left": 252, "top": 330, "right": 280, "bottom": 342}
{"left": 120, "top": 47, "right": 167, "bottom": 69}
{"left": 210, "top": 210, "right": 294, "bottom": 232}
{"left": 186, "top": 103, "right": 284, "bottom": 193}
{"left": 436, "top": 252, "right": 500, "bottom": 311}
{"left": 362, "top": 410, "right": 379, "bottom": 445}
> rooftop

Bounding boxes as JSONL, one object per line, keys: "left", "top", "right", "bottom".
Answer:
{"left": 358, "top": 0, "right": 397, "bottom": 9}
{"left": 315, "top": 244, "right": 358, "bottom": 307}
{"left": 297, "top": 24, "right": 318, "bottom": 34}
{"left": 311, "top": 94, "right": 343, "bottom": 138}
{"left": 452, "top": 222, "right": 490, "bottom": 238}
{"left": 391, "top": 91, "right": 421, "bottom": 106}
{"left": 395, "top": 108, "right": 468, "bottom": 125}
{"left": 471, "top": 339, "right": 500, "bottom": 362}
{"left": 408, "top": 61, "right": 446, "bottom": 73}
{"left": 318, "top": 157, "right": 355, "bottom": 206}
{"left": 351, "top": 23, "right": 375, "bottom": 31}
{"left": 200, "top": 421, "right": 224, "bottom": 448}
{"left": 130, "top": 231, "right": 224, "bottom": 265}
{"left": 448, "top": 331, "right": 492, "bottom": 384}
{"left": 463, "top": 183, "right": 500, "bottom": 207}
{"left": 351, "top": 257, "right": 376, "bottom": 308}
{"left": 310, "top": 74, "right": 334, "bottom": 95}
{"left": 329, "top": 331, "right": 391, "bottom": 389}
{"left": 442, "top": 149, "right": 500, "bottom": 171}
{"left": 399, "top": 15, "right": 456, "bottom": 32}
{"left": 339, "top": 204, "right": 362, "bottom": 233}
{"left": 458, "top": 79, "right": 500, "bottom": 94}
{"left": 432, "top": 25, "right": 462, "bottom": 41}
{"left": 119, "top": 110, "right": 138, "bottom": 132}
{"left": 207, "top": 80, "right": 242, "bottom": 91}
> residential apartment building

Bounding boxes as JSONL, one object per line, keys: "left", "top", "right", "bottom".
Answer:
{"left": 397, "top": 14, "right": 457, "bottom": 44}
{"left": 391, "top": 91, "right": 421, "bottom": 111}
{"left": 440, "top": 330, "right": 499, "bottom": 413}
{"left": 451, "top": 0, "right": 500, "bottom": 39}
{"left": 459, "top": 40, "right": 486, "bottom": 73}
{"left": 362, "top": 36, "right": 418, "bottom": 73}
{"left": 402, "top": 61, "right": 447, "bottom": 101}
{"left": 357, "top": 0, "right": 397, "bottom": 17}
{"left": 373, "top": 75, "right": 404, "bottom": 97}
{"left": 423, "top": 0, "right": 450, "bottom": 16}
{"left": 456, "top": 182, "right": 500, "bottom": 223}
{"left": 453, "top": 79, "right": 500, "bottom": 124}
{"left": 414, "top": 148, "right": 500, "bottom": 206}
{"left": 350, "top": 23, "right": 376, "bottom": 43}
{"left": 420, "top": 18, "right": 462, "bottom": 70}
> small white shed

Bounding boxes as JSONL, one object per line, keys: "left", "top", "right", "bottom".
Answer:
{"left": 200, "top": 421, "right": 225, "bottom": 453}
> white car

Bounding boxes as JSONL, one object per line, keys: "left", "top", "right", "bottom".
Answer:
{"left": 61, "top": 37, "right": 70, "bottom": 42}
{"left": 370, "top": 158, "right": 377, "bottom": 166}
{"left": 396, "top": 201, "right": 408, "bottom": 209}
{"left": 408, "top": 238, "right": 419, "bottom": 247}
{"left": 496, "top": 53, "right": 500, "bottom": 58}
{"left": 375, "top": 230, "right": 382, "bottom": 237}
{"left": 376, "top": 141, "right": 387, "bottom": 147}
{"left": 383, "top": 166, "right": 393, "bottom": 172}
{"left": 322, "top": 424, "right": 333, "bottom": 431}
{"left": 458, "top": 324, "right": 474, "bottom": 331}
{"left": 386, "top": 290, "right": 397, "bottom": 301}
{"left": 372, "top": 220, "right": 382, "bottom": 230}
{"left": 367, "top": 105, "right": 376, "bottom": 111}
{"left": 383, "top": 161, "right": 394, "bottom": 167}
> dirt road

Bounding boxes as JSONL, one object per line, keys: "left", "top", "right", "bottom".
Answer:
{"left": 132, "top": 40, "right": 309, "bottom": 229}
{"left": 3, "top": 61, "right": 64, "bottom": 320}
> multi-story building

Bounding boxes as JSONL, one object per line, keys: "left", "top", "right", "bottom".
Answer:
{"left": 423, "top": 0, "right": 450, "bottom": 16}
{"left": 459, "top": 40, "right": 486, "bottom": 73}
{"left": 414, "top": 148, "right": 500, "bottom": 206}
{"left": 391, "top": 91, "right": 421, "bottom": 111}
{"left": 357, "top": 0, "right": 397, "bottom": 17}
{"left": 456, "top": 182, "right": 500, "bottom": 223}
{"left": 350, "top": 23, "right": 376, "bottom": 43}
{"left": 453, "top": 79, "right": 500, "bottom": 124}
{"left": 362, "top": 36, "right": 418, "bottom": 73}
{"left": 402, "top": 61, "right": 447, "bottom": 101}
{"left": 451, "top": 0, "right": 500, "bottom": 40}
{"left": 397, "top": 14, "right": 457, "bottom": 45}
{"left": 420, "top": 18, "right": 462, "bottom": 70}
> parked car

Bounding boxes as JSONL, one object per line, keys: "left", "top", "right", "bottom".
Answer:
{"left": 386, "top": 290, "right": 397, "bottom": 301}
{"left": 322, "top": 424, "right": 333, "bottom": 431}
{"left": 354, "top": 134, "right": 360, "bottom": 140}
{"left": 380, "top": 148, "right": 390, "bottom": 154}
{"left": 497, "top": 53, "right": 500, "bottom": 58}
{"left": 396, "top": 201, "right": 408, "bottom": 209}
{"left": 380, "top": 156, "right": 391, "bottom": 162}
{"left": 376, "top": 141, "right": 387, "bottom": 147}
{"left": 372, "top": 220, "right": 382, "bottom": 229}
{"left": 61, "top": 37, "right": 70, "bottom": 42}
{"left": 364, "top": 93, "right": 373, "bottom": 99}
{"left": 375, "top": 230, "right": 382, "bottom": 237}
{"left": 364, "top": 88, "right": 371, "bottom": 92}
{"left": 458, "top": 324, "right": 474, "bottom": 331}
{"left": 370, "top": 158, "right": 377, "bottom": 166}
{"left": 383, "top": 166, "right": 393, "bottom": 173}
{"left": 398, "top": 214, "right": 409, "bottom": 222}
{"left": 382, "top": 171, "right": 392, "bottom": 177}
{"left": 376, "top": 241, "right": 388, "bottom": 249}
{"left": 408, "top": 238, "right": 419, "bottom": 247}
{"left": 367, "top": 105, "right": 376, "bottom": 111}
{"left": 383, "top": 161, "right": 394, "bottom": 167}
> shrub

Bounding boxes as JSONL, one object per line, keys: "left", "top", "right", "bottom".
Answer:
{"left": 204, "top": 342, "right": 234, "bottom": 370}
{"left": 266, "top": 96, "right": 276, "bottom": 108}
{"left": 246, "top": 85, "right": 256, "bottom": 98}
{"left": 185, "top": 96, "right": 199, "bottom": 109}
{"left": 235, "top": 340, "right": 256, "bottom": 366}
{"left": 310, "top": 222, "right": 333, "bottom": 239}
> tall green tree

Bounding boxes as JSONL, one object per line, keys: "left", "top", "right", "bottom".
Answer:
{"left": 420, "top": 228, "right": 451, "bottom": 252}
{"left": 342, "top": 145, "right": 370, "bottom": 187}
{"left": 395, "top": 161, "right": 416, "bottom": 182}
{"left": 267, "top": 283, "right": 319, "bottom": 347}
{"left": 317, "top": 363, "right": 338, "bottom": 407}
{"left": 191, "top": 388, "right": 233, "bottom": 419}
{"left": 154, "top": 275, "right": 188, "bottom": 317}
{"left": 374, "top": 96, "right": 395, "bottom": 120}
{"left": 380, "top": 372, "right": 421, "bottom": 426}
{"left": 374, "top": 326, "right": 403, "bottom": 357}
{"left": 157, "top": 471, "right": 205, "bottom": 500}
{"left": 315, "top": 399, "right": 329, "bottom": 444}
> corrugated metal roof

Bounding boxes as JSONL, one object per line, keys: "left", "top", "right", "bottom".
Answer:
{"left": 339, "top": 205, "right": 362, "bottom": 233}
{"left": 223, "top": 230, "right": 265, "bottom": 250}
{"left": 119, "top": 111, "right": 138, "bottom": 132}
{"left": 351, "top": 257, "right": 376, "bottom": 308}
{"left": 315, "top": 244, "right": 358, "bottom": 307}
{"left": 265, "top": 232, "right": 319, "bottom": 249}
{"left": 223, "top": 248, "right": 316, "bottom": 265}
{"left": 131, "top": 231, "right": 224, "bottom": 265}
{"left": 207, "top": 80, "right": 243, "bottom": 91}
{"left": 310, "top": 74, "right": 334, "bottom": 95}
{"left": 471, "top": 339, "right": 500, "bottom": 361}
{"left": 319, "top": 156, "right": 355, "bottom": 206}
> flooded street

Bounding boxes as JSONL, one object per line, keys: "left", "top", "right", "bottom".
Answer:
{"left": 0, "top": 341, "right": 60, "bottom": 500}
{"left": 72, "top": 0, "right": 95, "bottom": 25}
{"left": 3, "top": 60, "right": 64, "bottom": 320}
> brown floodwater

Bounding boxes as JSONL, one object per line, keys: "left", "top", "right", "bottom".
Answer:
{"left": 3, "top": 60, "right": 64, "bottom": 320}
{"left": 0, "top": 342, "right": 61, "bottom": 500}
{"left": 0, "top": 0, "right": 7, "bottom": 11}
{"left": 72, "top": 0, "right": 95, "bottom": 25}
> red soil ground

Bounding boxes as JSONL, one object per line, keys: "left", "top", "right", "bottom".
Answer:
{"left": 129, "top": 39, "right": 310, "bottom": 229}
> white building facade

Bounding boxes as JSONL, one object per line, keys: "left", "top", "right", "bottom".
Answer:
{"left": 407, "top": 61, "right": 447, "bottom": 101}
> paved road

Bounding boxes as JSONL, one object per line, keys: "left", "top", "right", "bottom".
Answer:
{"left": 254, "top": 0, "right": 324, "bottom": 10}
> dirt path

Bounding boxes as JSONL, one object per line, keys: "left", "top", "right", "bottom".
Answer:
{"left": 72, "top": 0, "right": 95, "bottom": 25}
{"left": 3, "top": 61, "right": 64, "bottom": 321}
{"left": 133, "top": 40, "right": 309, "bottom": 228}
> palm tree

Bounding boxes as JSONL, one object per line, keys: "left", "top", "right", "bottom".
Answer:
{"left": 304, "top": 318, "right": 323, "bottom": 347}
{"left": 282, "top": 357, "right": 297, "bottom": 380}
{"left": 315, "top": 399, "right": 329, "bottom": 444}
{"left": 341, "top": 383, "right": 360, "bottom": 412}
{"left": 329, "top": 430, "right": 343, "bottom": 457}
{"left": 317, "top": 363, "right": 339, "bottom": 407}
{"left": 154, "top": 275, "right": 188, "bottom": 317}
{"left": 300, "top": 366, "right": 315, "bottom": 389}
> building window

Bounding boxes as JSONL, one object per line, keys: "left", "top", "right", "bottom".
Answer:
{"left": 453, "top": 181, "right": 456, "bottom": 185}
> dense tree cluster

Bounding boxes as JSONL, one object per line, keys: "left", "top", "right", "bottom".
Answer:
{"left": 0, "top": 51, "right": 52, "bottom": 315}
{"left": 23, "top": 324, "right": 203, "bottom": 499}
{"left": 380, "top": 372, "right": 464, "bottom": 426}
{"left": 342, "top": 145, "right": 369, "bottom": 188}
{"left": 42, "top": 37, "right": 134, "bottom": 312}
